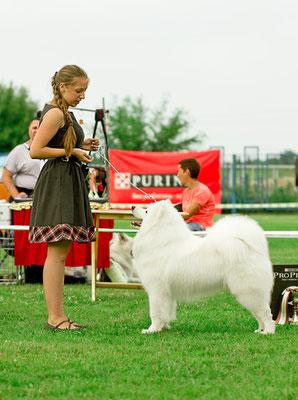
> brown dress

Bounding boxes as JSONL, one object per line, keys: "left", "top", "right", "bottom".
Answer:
{"left": 29, "top": 104, "right": 95, "bottom": 243}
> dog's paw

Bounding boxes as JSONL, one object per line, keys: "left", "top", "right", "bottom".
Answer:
{"left": 142, "top": 328, "right": 155, "bottom": 334}
{"left": 256, "top": 322, "right": 275, "bottom": 335}
{"left": 142, "top": 326, "right": 164, "bottom": 334}
{"left": 259, "top": 330, "right": 275, "bottom": 335}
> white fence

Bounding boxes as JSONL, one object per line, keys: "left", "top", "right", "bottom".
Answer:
{"left": 1, "top": 225, "right": 298, "bottom": 238}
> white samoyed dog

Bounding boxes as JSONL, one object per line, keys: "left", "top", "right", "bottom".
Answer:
{"left": 110, "top": 233, "right": 140, "bottom": 282}
{"left": 132, "top": 199, "right": 275, "bottom": 335}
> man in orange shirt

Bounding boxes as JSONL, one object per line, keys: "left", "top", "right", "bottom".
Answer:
{"left": 177, "top": 158, "right": 215, "bottom": 231}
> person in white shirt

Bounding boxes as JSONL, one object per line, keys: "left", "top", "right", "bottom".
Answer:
{"left": 2, "top": 116, "right": 41, "bottom": 201}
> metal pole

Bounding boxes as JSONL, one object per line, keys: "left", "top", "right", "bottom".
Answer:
{"left": 100, "top": 98, "right": 110, "bottom": 203}
{"left": 209, "top": 146, "right": 225, "bottom": 202}
{"left": 244, "top": 146, "right": 259, "bottom": 203}
{"left": 75, "top": 98, "right": 110, "bottom": 203}
{"left": 256, "top": 146, "right": 260, "bottom": 203}
{"left": 232, "top": 154, "right": 237, "bottom": 214}
{"left": 244, "top": 147, "right": 247, "bottom": 202}
{"left": 69, "top": 107, "right": 97, "bottom": 113}
{"left": 265, "top": 153, "right": 282, "bottom": 203}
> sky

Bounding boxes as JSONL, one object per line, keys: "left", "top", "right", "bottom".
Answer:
{"left": 1, "top": 0, "right": 298, "bottom": 161}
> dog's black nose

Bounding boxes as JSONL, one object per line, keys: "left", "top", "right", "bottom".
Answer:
{"left": 132, "top": 206, "right": 136, "bottom": 211}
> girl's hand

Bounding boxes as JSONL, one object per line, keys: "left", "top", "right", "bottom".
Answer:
{"left": 72, "top": 148, "right": 94, "bottom": 163}
{"left": 81, "top": 138, "right": 99, "bottom": 152}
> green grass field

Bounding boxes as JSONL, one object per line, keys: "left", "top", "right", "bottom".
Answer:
{"left": 0, "top": 213, "right": 297, "bottom": 399}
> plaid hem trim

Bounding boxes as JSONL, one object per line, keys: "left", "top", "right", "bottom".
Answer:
{"left": 29, "top": 224, "right": 96, "bottom": 243}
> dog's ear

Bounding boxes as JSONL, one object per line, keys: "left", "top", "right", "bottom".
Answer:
{"left": 110, "top": 233, "right": 116, "bottom": 244}
{"left": 155, "top": 199, "right": 174, "bottom": 219}
{"left": 165, "top": 199, "right": 172, "bottom": 207}
{"left": 118, "top": 232, "right": 127, "bottom": 242}
{"left": 154, "top": 200, "right": 168, "bottom": 218}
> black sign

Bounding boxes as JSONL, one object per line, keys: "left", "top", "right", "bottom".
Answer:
{"left": 295, "top": 158, "right": 298, "bottom": 187}
{"left": 271, "top": 265, "right": 298, "bottom": 320}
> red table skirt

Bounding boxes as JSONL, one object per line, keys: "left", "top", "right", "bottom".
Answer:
{"left": 13, "top": 209, "right": 113, "bottom": 268}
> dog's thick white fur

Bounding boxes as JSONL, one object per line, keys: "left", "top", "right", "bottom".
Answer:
{"left": 132, "top": 199, "right": 275, "bottom": 334}
{"left": 110, "top": 233, "right": 140, "bottom": 282}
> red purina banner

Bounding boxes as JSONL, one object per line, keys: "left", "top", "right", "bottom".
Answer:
{"left": 109, "top": 149, "right": 221, "bottom": 207}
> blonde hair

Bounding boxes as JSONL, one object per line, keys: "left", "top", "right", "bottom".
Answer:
{"left": 51, "top": 65, "right": 88, "bottom": 158}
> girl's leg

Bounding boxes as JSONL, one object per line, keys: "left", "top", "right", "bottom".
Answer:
{"left": 43, "top": 240, "right": 72, "bottom": 328}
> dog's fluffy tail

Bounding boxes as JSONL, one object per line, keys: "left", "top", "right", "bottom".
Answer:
{"left": 206, "top": 215, "right": 270, "bottom": 263}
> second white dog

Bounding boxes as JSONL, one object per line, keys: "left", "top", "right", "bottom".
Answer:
{"left": 132, "top": 199, "right": 275, "bottom": 334}
{"left": 110, "top": 233, "right": 140, "bottom": 282}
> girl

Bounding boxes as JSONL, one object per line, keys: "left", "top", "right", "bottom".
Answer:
{"left": 29, "top": 65, "right": 99, "bottom": 331}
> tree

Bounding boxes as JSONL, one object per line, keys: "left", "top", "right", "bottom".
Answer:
{"left": 108, "top": 96, "right": 205, "bottom": 151}
{"left": 0, "top": 83, "right": 38, "bottom": 152}
{"left": 280, "top": 150, "right": 297, "bottom": 165}
{"left": 266, "top": 150, "right": 297, "bottom": 165}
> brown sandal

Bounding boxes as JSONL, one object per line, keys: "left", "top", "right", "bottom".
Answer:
{"left": 45, "top": 318, "right": 87, "bottom": 332}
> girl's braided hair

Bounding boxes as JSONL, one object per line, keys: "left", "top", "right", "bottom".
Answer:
{"left": 51, "top": 65, "right": 88, "bottom": 157}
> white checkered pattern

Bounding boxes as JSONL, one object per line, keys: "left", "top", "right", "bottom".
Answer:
{"left": 114, "top": 173, "right": 131, "bottom": 190}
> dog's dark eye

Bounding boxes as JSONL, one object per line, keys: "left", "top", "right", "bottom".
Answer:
{"left": 130, "top": 250, "right": 134, "bottom": 258}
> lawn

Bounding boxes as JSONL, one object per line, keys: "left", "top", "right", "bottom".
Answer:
{"left": 0, "top": 212, "right": 297, "bottom": 399}
{"left": 0, "top": 286, "right": 297, "bottom": 400}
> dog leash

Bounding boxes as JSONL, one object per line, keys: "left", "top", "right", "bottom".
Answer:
{"left": 99, "top": 149, "right": 157, "bottom": 203}
{"left": 83, "top": 98, "right": 157, "bottom": 203}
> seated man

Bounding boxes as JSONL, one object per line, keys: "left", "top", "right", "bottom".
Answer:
{"left": 177, "top": 158, "right": 215, "bottom": 231}
{"left": 2, "top": 116, "right": 41, "bottom": 202}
